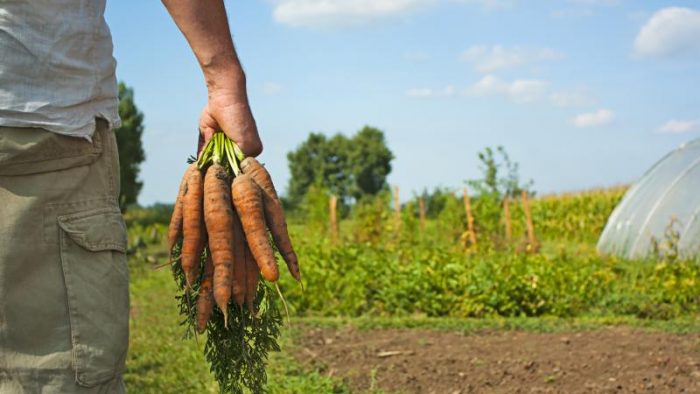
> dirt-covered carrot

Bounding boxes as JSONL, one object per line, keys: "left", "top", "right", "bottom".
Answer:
{"left": 196, "top": 253, "right": 215, "bottom": 334}
{"left": 239, "top": 158, "right": 281, "bottom": 200}
{"left": 203, "top": 163, "right": 235, "bottom": 325}
{"left": 231, "top": 211, "right": 246, "bottom": 308}
{"left": 244, "top": 243, "right": 259, "bottom": 315}
{"left": 168, "top": 164, "right": 195, "bottom": 251}
{"left": 181, "top": 166, "right": 205, "bottom": 288}
{"left": 240, "top": 158, "right": 301, "bottom": 281}
{"left": 231, "top": 174, "right": 279, "bottom": 282}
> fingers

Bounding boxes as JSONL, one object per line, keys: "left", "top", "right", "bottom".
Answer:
{"left": 226, "top": 128, "right": 263, "bottom": 158}
{"left": 198, "top": 106, "right": 217, "bottom": 158}
{"left": 199, "top": 101, "right": 264, "bottom": 158}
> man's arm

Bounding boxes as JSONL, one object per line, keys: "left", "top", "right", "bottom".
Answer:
{"left": 161, "top": 0, "right": 262, "bottom": 157}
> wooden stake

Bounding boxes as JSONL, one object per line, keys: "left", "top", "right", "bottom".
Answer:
{"left": 329, "top": 195, "right": 338, "bottom": 245}
{"left": 503, "top": 195, "right": 512, "bottom": 242}
{"left": 418, "top": 196, "right": 426, "bottom": 233}
{"left": 521, "top": 190, "right": 538, "bottom": 251}
{"left": 393, "top": 186, "right": 401, "bottom": 236}
{"left": 463, "top": 187, "right": 477, "bottom": 248}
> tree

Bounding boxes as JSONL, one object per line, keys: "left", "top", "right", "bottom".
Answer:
{"left": 467, "top": 146, "right": 533, "bottom": 242}
{"left": 286, "top": 126, "right": 394, "bottom": 207}
{"left": 416, "top": 187, "right": 454, "bottom": 218}
{"left": 348, "top": 126, "right": 393, "bottom": 199}
{"left": 468, "top": 146, "right": 532, "bottom": 199}
{"left": 286, "top": 133, "right": 349, "bottom": 207}
{"left": 115, "top": 82, "right": 146, "bottom": 212}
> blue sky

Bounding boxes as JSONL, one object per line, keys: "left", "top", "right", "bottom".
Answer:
{"left": 104, "top": 0, "right": 700, "bottom": 205}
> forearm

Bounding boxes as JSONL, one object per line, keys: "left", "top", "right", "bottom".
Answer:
{"left": 161, "top": 0, "right": 247, "bottom": 100}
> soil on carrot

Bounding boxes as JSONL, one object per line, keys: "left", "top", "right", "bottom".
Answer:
{"left": 295, "top": 326, "right": 700, "bottom": 393}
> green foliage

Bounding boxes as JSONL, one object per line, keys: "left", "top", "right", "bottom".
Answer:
{"left": 351, "top": 192, "right": 392, "bottom": 244}
{"left": 468, "top": 146, "right": 532, "bottom": 198}
{"left": 170, "top": 244, "right": 283, "bottom": 394}
{"left": 277, "top": 236, "right": 700, "bottom": 320}
{"left": 404, "top": 185, "right": 626, "bottom": 250}
{"left": 286, "top": 126, "right": 393, "bottom": 207}
{"left": 123, "top": 203, "right": 174, "bottom": 227}
{"left": 302, "top": 315, "right": 700, "bottom": 334}
{"left": 435, "top": 193, "right": 466, "bottom": 245}
{"left": 415, "top": 187, "right": 455, "bottom": 218}
{"left": 202, "top": 288, "right": 282, "bottom": 394}
{"left": 528, "top": 187, "right": 627, "bottom": 243}
{"left": 651, "top": 217, "right": 683, "bottom": 261}
{"left": 115, "top": 82, "right": 146, "bottom": 212}
{"left": 296, "top": 182, "right": 332, "bottom": 233}
{"left": 460, "top": 146, "right": 533, "bottom": 249}
{"left": 347, "top": 127, "right": 394, "bottom": 199}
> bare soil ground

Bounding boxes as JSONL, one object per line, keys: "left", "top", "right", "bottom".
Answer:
{"left": 297, "top": 326, "right": 700, "bottom": 393}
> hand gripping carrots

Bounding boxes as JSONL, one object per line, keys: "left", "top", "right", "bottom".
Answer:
{"left": 168, "top": 132, "right": 299, "bottom": 331}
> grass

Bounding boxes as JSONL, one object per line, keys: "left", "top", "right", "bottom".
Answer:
{"left": 125, "top": 263, "right": 217, "bottom": 393}
{"left": 125, "top": 257, "right": 350, "bottom": 394}
{"left": 298, "top": 315, "right": 700, "bottom": 334}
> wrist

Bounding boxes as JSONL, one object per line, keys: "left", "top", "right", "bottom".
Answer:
{"left": 203, "top": 58, "right": 248, "bottom": 100}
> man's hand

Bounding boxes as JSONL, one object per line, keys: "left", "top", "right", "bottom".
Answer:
{"left": 199, "top": 92, "right": 262, "bottom": 157}
{"left": 162, "top": 0, "right": 263, "bottom": 157}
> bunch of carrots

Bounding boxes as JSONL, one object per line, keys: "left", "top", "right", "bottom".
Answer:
{"left": 167, "top": 132, "right": 300, "bottom": 333}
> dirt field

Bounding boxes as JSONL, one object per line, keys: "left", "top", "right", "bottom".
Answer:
{"left": 297, "top": 326, "right": 700, "bottom": 393}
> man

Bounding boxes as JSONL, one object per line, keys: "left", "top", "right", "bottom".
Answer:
{"left": 0, "top": 1, "right": 261, "bottom": 392}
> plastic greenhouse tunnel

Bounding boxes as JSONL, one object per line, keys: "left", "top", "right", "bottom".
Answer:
{"left": 597, "top": 138, "right": 700, "bottom": 261}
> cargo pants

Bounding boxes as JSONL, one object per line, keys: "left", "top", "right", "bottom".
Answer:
{"left": 0, "top": 120, "right": 129, "bottom": 393}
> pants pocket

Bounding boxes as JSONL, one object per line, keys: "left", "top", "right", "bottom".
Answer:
{"left": 0, "top": 122, "right": 103, "bottom": 176}
{"left": 57, "top": 207, "right": 129, "bottom": 387}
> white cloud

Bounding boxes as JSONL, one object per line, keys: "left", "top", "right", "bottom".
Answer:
{"left": 406, "top": 85, "right": 456, "bottom": 98}
{"left": 549, "top": 89, "right": 596, "bottom": 107}
{"left": 460, "top": 45, "right": 562, "bottom": 73}
{"left": 262, "top": 82, "right": 283, "bottom": 96}
{"left": 657, "top": 119, "right": 700, "bottom": 134}
{"left": 634, "top": 7, "right": 700, "bottom": 58}
{"left": 467, "top": 75, "right": 548, "bottom": 103}
{"left": 571, "top": 109, "right": 614, "bottom": 127}
{"left": 272, "top": 0, "right": 436, "bottom": 28}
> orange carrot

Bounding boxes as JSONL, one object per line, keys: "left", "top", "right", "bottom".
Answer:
{"left": 196, "top": 253, "right": 215, "bottom": 334}
{"left": 203, "top": 163, "right": 235, "bottom": 325}
{"left": 181, "top": 166, "right": 205, "bottom": 288}
{"left": 231, "top": 174, "right": 279, "bottom": 282}
{"left": 240, "top": 158, "right": 301, "bottom": 281}
{"left": 244, "top": 243, "right": 260, "bottom": 315}
{"left": 168, "top": 164, "right": 195, "bottom": 251}
{"left": 231, "top": 211, "right": 246, "bottom": 308}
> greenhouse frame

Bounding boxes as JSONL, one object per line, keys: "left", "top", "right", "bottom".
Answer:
{"left": 597, "top": 138, "right": 700, "bottom": 260}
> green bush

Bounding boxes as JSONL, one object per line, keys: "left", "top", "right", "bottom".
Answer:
{"left": 278, "top": 237, "right": 700, "bottom": 320}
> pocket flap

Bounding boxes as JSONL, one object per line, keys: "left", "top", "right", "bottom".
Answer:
{"left": 58, "top": 208, "right": 127, "bottom": 253}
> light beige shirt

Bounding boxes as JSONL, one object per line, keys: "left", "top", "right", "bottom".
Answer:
{"left": 0, "top": 0, "right": 121, "bottom": 139}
